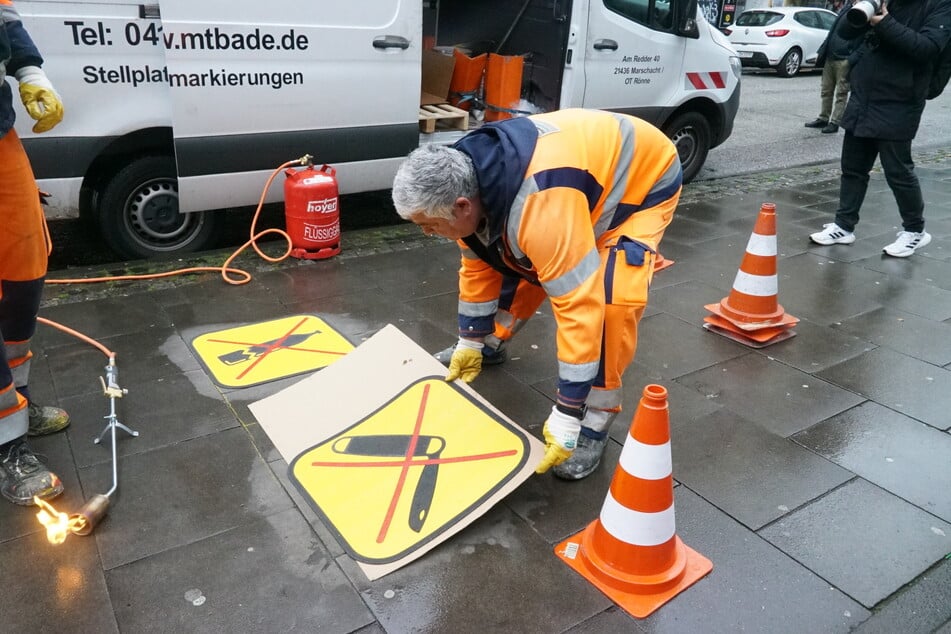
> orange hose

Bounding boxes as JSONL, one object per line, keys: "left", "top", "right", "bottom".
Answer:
{"left": 39, "top": 157, "right": 307, "bottom": 349}
{"left": 47, "top": 158, "right": 303, "bottom": 287}
{"left": 36, "top": 316, "right": 114, "bottom": 359}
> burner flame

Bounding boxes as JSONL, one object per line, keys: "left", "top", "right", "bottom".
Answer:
{"left": 34, "top": 497, "right": 88, "bottom": 544}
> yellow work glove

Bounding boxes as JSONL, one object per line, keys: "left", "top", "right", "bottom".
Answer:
{"left": 14, "top": 66, "right": 64, "bottom": 133}
{"left": 445, "top": 337, "right": 484, "bottom": 383}
{"left": 535, "top": 406, "right": 582, "bottom": 474}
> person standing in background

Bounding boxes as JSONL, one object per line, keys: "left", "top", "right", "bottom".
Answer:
{"left": 804, "top": 0, "right": 859, "bottom": 134}
{"left": 809, "top": 0, "right": 951, "bottom": 256}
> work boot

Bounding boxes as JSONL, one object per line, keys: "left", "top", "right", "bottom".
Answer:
{"left": 803, "top": 118, "right": 828, "bottom": 129}
{"left": 0, "top": 437, "right": 64, "bottom": 505}
{"left": 28, "top": 403, "right": 70, "bottom": 436}
{"left": 434, "top": 339, "right": 508, "bottom": 366}
{"left": 552, "top": 428, "right": 609, "bottom": 481}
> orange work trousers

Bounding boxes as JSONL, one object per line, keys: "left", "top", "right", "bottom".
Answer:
{"left": 0, "top": 128, "right": 48, "bottom": 283}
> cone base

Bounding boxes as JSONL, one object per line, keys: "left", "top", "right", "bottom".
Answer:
{"left": 555, "top": 526, "right": 713, "bottom": 619}
{"left": 705, "top": 302, "right": 799, "bottom": 331}
{"left": 653, "top": 257, "right": 674, "bottom": 273}
{"left": 703, "top": 318, "right": 797, "bottom": 348}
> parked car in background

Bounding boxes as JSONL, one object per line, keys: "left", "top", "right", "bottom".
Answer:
{"left": 724, "top": 7, "right": 837, "bottom": 77}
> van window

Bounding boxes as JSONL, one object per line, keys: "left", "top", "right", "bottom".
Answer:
{"left": 735, "top": 11, "right": 783, "bottom": 27}
{"left": 604, "top": 0, "right": 675, "bottom": 33}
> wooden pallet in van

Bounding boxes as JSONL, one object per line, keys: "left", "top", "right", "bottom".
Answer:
{"left": 418, "top": 103, "right": 469, "bottom": 134}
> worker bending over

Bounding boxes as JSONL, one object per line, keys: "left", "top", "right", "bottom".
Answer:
{"left": 392, "top": 108, "right": 680, "bottom": 479}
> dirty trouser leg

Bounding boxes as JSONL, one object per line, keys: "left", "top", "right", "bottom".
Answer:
{"left": 0, "top": 129, "right": 49, "bottom": 444}
{"left": 0, "top": 351, "right": 29, "bottom": 445}
{"left": 1, "top": 279, "right": 45, "bottom": 403}
{"left": 586, "top": 187, "right": 679, "bottom": 429}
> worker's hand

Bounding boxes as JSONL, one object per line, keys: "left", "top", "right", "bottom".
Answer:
{"left": 14, "top": 66, "right": 64, "bottom": 133}
{"left": 445, "top": 338, "right": 484, "bottom": 383}
{"left": 535, "top": 406, "right": 582, "bottom": 474}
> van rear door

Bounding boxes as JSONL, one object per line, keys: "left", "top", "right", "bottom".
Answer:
{"left": 156, "top": 0, "right": 421, "bottom": 212}
{"left": 581, "top": 0, "right": 686, "bottom": 117}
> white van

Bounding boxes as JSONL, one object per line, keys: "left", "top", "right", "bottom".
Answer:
{"left": 12, "top": 0, "right": 740, "bottom": 259}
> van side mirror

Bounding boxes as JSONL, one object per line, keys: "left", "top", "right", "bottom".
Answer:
{"left": 677, "top": 0, "right": 701, "bottom": 38}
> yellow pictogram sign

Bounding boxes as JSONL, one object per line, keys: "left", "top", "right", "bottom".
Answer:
{"left": 289, "top": 377, "right": 531, "bottom": 564}
{"left": 190, "top": 315, "right": 353, "bottom": 388}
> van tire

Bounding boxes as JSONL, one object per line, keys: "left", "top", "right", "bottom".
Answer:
{"left": 96, "top": 155, "right": 219, "bottom": 260}
{"left": 664, "top": 112, "right": 710, "bottom": 184}
{"left": 776, "top": 48, "right": 802, "bottom": 78}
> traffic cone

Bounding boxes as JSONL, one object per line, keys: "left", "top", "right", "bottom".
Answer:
{"left": 555, "top": 384, "right": 712, "bottom": 618}
{"left": 703, "top": 202, "right": 798, "bottom": 347}
{"left": 653, "top": 251, "right": 674, "bottom": 273}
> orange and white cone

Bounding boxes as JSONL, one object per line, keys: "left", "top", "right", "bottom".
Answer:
{"left": 555, "top": 384, "right": 712, "bottom": 618}
{"left": 704, "top": 202, "right": 798, "bottom": 347}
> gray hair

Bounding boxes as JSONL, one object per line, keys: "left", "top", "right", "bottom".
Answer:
{"left": 391, "top": 144, "right": 479, "bottom": 220}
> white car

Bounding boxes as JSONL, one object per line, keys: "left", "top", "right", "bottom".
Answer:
{"left": 725, "top": 7, "right": 838, "bottom": 77}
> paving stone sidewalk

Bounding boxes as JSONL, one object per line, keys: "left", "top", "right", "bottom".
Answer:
{"left": 3, "top": 152, "right": 950, "bottom": 633}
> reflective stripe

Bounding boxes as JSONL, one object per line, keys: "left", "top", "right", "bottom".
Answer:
{"left": 732, "top": 270, "right": 777, "bottom": 296}
{"left": 541, "top": 247, "right": 600, "bottom": 298}
{"left": 600, "top": 489, "right": 676, "bottom": 546}
{"left": 507, "top": 178, "right": 540, "bottom": 261}
{"left": 458, "top": 299, "right": 499, "bottom": 317}
{"left": 0, "top": 396, "right": 28, "bottom": 445}
{"left": 495, "top": 309, "right": 516, "bottom": 331}
{"left": 586, "top": 387, "right": 622, "bottom": 411}
{"left": 746, "top": 233, "right": 777, "bottom": 257}
{"left": 594, "top": 114, "right": 637, "bottom": 238}
{"left": 0, "top": 384, "right": 19, "bottom": 410}
{"left": 649, "top": 159, "right": 683, "bottom": 198}
{"left": 619, "top": 438, "right": 672, "bottom": 481}
{"left": 460, "top": 246, "right": 479, "bottom": 260}
{"left": 581, "top": 407, "right": 617, "bottom": 433}
{"left": 559, "top": 359, "right": 600, "bottom": 382}
{"left": 10, "top": 358, "right": 31, "bottom": 387}
{"left": 533, "top": 120, "right": 559, "bottom": 136}
{"left": 4, "top": 340, "right": 31, "bottom": 358}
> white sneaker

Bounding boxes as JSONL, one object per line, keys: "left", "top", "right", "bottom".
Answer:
{"left": 883, "top": 231, "right": 931, "bottom": 257}
{"left": 810, "top": 223, "right": 856, "bottom": 246}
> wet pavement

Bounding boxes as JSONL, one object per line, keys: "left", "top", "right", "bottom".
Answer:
{"left": 3, "top": 152, "right": 951, "bottom": 633}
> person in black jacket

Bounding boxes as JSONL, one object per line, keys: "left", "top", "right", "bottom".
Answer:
{"left": 804, "top": 1, "right": 859, "bottom": 134}
{"left": 810, "top": 0, "right": 951, "bottom": 257}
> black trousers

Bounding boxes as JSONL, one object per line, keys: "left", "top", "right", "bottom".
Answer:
{"left": 834, "top": 132, "right": 924, "bottom": 234}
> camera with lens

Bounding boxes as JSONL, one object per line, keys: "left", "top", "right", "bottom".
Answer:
{"left": 847, "top": 0, "right": 884, "bottom": 26}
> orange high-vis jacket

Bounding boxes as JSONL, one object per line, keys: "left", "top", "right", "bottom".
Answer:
{"left": 454, "top": 109, "right": 681, "bottom": 408}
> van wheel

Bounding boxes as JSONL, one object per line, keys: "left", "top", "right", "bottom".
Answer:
{"left": 665, "top": 112, "right": 711, "bottom": 184}
{"left": 96, "top": 155, "right": 219, "bottom": 260}
{"left": 776, "top": 48, "right": 802, "bottom": 77}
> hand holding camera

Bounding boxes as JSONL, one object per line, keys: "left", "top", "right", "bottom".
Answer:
{"left": 847, "top": 0, "right": 888, "bottom": 27}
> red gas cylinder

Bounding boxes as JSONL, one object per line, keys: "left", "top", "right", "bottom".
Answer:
{"left": 283, "top": 163, "right": 341, "bottom": 260}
